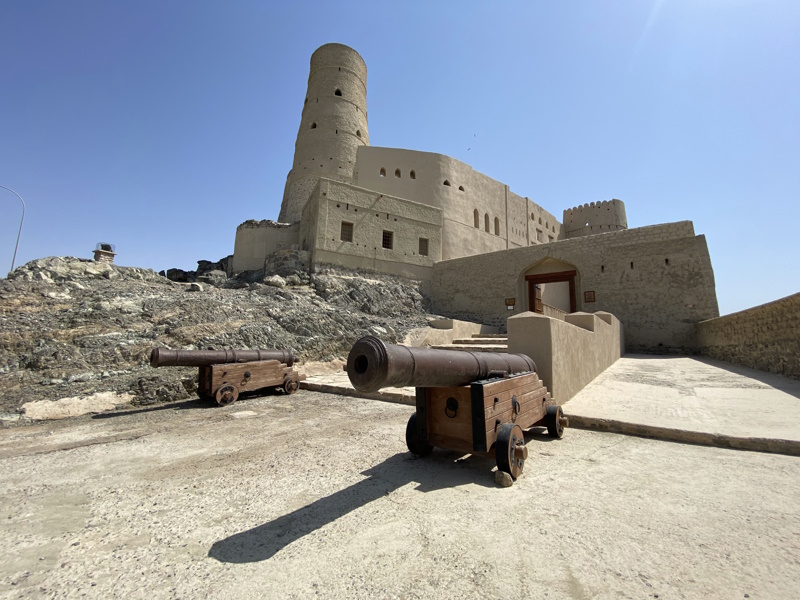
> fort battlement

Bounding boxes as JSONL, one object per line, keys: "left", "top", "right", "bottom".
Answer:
{"left": 563, "top": 198, "right": 627, "bottom": 239}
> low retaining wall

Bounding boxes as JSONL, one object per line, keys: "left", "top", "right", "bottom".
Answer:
{"left": 507, "top": 311, "right": 624, "bottom": 403}
{"left": 696, "top": 293, "right": 800, "bottom": 379}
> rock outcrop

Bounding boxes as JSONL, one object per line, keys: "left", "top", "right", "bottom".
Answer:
{"left": 0, "top": 257, "right": 433, "bottom": 418}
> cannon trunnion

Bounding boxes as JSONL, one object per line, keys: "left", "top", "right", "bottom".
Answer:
{"left": 347, "top": 336, "right": 567, "bottom": 480}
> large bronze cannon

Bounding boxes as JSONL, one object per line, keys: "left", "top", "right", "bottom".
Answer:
{"left": 150, "top": 347, "right": 295, "bottom": 368}
{"left": 346, "top": 335, "right": 535, "bottom": 393}
{"left": 150, "top": 347, "right": 302, "bottom": 406}
{"left": 346, "top": 336, "right": 566, "bottom": 483}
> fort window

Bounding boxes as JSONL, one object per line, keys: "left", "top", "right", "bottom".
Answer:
{"left": 458, "top": 185, "right": 465, "bottom": 192}
{"left": 382, "top": 230, "right": 394, "bottom": 250}
{"left": 395, "top": 169, "right": 401, "bottom": 178}
{"left": 443, "top": 180, "right": 451, "bottom": 186}
{"left": 380, "top": 168, "right": 386, "bottom": 177}
{"left": 335, "top": 89, "right": 342, "bottom": 96}
{"left": 494, "top": 217, "right": 500, "bottom": 236}
{"left": 630, "top": 262, "right": 634, "bottom": 270}
{"left": 340, "top": 222, "right": 354, "bottom": 243}
{"left": 310, "top": 122, "right": 317, "bottom": 129}
{"left": 665, "top": 258, "right": 670, "bottom": 266}
{"left": 548, "top": 236, "right": 554, "bottom": 243}
{"left": 410, "top": 170, "right": 416, "bottom": 179}
{"left": 601, "top": 265, "right": 605, "bottom": 273}
{"left": 539, "top": 217, "right": 542, "bottom": 224}
{"left": 473, "top": 209, "right": 479, "bottom": 228}
{"left": 419, "top": 238, "right": 429, "bottom": 257}
{"left": 537, "top": 229, "right": 543, "bottom": 242}
{"left": 484, "top": 214, "right": 490, "bottom": 232}
{"left": 356, "top": 130, "right": 361, "bottom": 138}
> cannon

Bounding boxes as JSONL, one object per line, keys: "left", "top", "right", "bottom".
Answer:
{"left": 347, "top": 336, "right": 567, "bottom": 481}
{"left": 150, "top": 347, "right": 304, "bottom": 406}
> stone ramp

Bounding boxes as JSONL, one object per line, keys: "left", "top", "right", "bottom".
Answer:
{"left": 562, "top": 355, "right": 800, "bottom": 456}
{"left": 302, "top": 354, "right": 800, "bottom": 457}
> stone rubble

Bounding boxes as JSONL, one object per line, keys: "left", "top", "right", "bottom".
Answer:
{"left": 0, "top": 256, "right": 435, "bottom": 418}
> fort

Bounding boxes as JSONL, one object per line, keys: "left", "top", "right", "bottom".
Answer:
{"left": 229, "top": 43, "right": 793, "bottom": 367}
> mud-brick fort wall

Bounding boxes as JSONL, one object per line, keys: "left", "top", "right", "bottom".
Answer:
{"left": 428, "top": 221, "right": 719, "bottom": 352}
{"left": 300, "top": 178, "right": 442, "bottom": 280}
{"left": 696, "top": 293, "right": 800, "bottom": 379}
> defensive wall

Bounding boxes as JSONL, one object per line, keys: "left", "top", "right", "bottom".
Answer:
{"left": 696, "top": 292, "right": 800, "bottom": 379}
{"left": 355, "top": 146, "right": 563, "bottom": 260}
{"left": 428, "top": 221, "right": 719, "bottom": 352}
{"left": 231, "top": 221, "right": 299, "bottom": 273}
{"left": 299, "top": 178, "right": 441, "bottom": 280}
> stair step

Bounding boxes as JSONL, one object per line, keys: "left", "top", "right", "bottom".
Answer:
{"left": 453, "top": 338, "right": 508, "bottom": 345}
{"left": 431, "top": 344, "right": 510, "bottom": 353}
{"left": 470, "top": 333, "right": 507, "bottom": 338}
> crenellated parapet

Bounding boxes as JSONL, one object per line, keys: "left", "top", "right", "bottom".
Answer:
{"left": 562, "top": 198, "right": 627, "bottom": 239}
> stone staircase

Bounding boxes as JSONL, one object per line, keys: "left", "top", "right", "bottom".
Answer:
{"left": 431, "top": 333, "right": 508, "bottom": 353}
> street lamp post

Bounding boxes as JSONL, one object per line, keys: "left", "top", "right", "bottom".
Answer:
{"left": 0, "top": 185, "right": 26, "bottom": 274}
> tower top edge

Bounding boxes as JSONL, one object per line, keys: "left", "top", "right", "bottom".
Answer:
{"left": 311, "top": 43, "right": 366, "bottom": 65}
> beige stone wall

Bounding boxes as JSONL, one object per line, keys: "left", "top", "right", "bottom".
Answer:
{"left": 508, "top": 311, "right": 623, "bottom": 403}
{"left": 428, "top": 221, "right": 719, "bottom": 352}
{"left": 355, "top": 146, "right": 561, "bottom": 260}
{"left": 563, "top": 199, "right": 627, "bottom": 239}
{"left": 696, "top": 293, "right": 800, "bottom": 379}
{"left": 300, "top": 178, "right": 441, "bottom": 279}
{"left": 231, "top": 221, "right": 300, "bottom": 272}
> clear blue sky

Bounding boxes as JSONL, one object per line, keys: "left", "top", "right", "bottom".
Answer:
{"left": 1, "top": 1, "right": 798, "bottom": 316}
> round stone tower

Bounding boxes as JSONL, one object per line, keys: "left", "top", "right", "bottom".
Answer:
{"left": 278, "top": 43, "right": 369, "bottom": 223}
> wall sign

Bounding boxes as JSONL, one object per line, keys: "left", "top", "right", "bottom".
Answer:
{"left": 505, "top": 297, "right": 516, "bottom": 311}
{"left": 584, "top": 291, "right": 596, "bottom": 303}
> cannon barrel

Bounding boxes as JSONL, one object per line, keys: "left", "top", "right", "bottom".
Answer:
{"left": 150, "top": 347, "right": 295, "bottom": 368}
{"left": 346, "top": 336, "right": 535, "bottom": 393}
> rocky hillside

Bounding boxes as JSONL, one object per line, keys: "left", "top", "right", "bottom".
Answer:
{"left": 0, "top": 257, "right": 435, "bottom": 418}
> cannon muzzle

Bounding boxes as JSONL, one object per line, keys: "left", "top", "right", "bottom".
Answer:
{"left": 150, "top": 347, "right": 295, "bottom": 368}
{"left": 346, "top": 336, "right": 535, "bottom": 393}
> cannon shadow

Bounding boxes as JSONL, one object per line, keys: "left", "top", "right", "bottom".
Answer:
{"left": 208, "top": 449, "right": 498, "bottom": 564}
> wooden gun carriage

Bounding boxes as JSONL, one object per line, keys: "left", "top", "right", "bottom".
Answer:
{"left": 150, "top": 348, "right": 305, "bottom": 406}
{"left": 347, "top": 336, "right": 567, "bottom": 479}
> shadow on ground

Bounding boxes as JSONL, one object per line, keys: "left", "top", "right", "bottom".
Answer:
{"left": 209, "top": 431, "right": 555, "bottom": 564}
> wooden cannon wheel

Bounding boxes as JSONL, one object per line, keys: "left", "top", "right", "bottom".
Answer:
{"left": 405, "top": 412, "right": 433, "bottom": 457}
{"left": 496, "top": 423, "right": 527, "bottom": 479}
{"left": 283, "top": 377, "right": 299, "bottom": 395}
{"left": 215, "top": 384, "right": 239, "bottom": 406}
{"left": 545, "top": 405, "right": 566, "bottom": 439}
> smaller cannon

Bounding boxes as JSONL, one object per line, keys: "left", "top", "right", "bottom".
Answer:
{"left": 150, "top": 347, "right": 304, "bottom": 406}
{"left": 347, "top": 336, "right": 567, "bottom": 481}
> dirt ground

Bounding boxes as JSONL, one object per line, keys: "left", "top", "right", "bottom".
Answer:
{"left": 1, "top": 390, "right": 798, "bottom": 599}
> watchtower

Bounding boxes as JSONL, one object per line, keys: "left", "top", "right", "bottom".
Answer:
{"left": 562, "top": 199, "right": 628, "bottom": 239}
{"left": 278, "top": 43, "right": 370, "bottom": 223}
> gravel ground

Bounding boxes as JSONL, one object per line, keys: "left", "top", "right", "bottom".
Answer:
{"left": 1, "top": 390, "right": 798, "bottom": 599}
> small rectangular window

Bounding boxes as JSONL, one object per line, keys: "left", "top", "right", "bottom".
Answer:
{"left": 382, "top": 230, "right": 393, "bottom": 250}
{"left": 340, "top": 221, "right": 353, "bottom": 242}
{"left": 418, "top": 237, "right": 429, "bottom": 256}
{"left": 536, "top": 229, "right": 543, "bottom": 242}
